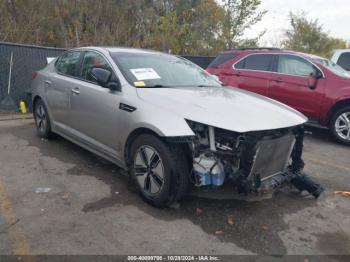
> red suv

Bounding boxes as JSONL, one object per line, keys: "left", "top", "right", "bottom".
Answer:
{"left": 207, "top": 48, "right": 350, "bottom": 145}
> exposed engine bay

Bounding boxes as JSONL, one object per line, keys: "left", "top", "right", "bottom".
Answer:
{"left": 185, "top": 120, "right": 324, "bottom": 198}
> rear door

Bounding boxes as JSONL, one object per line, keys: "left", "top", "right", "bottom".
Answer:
{"left": 46, "top": 51, "right": 84, "bottom": 126}
{"left": 232, "top": 54, "right": 275, "bottom": 96}
{"left": 268, "top": 54, "right": 324, "bottom": 119}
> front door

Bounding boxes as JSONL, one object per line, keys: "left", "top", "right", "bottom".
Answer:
{"left": 69, "top": 51, "right": 123, "bottom": 159}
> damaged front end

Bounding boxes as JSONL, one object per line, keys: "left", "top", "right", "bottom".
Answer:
{"left": 186, "top": 120, "right": 324, "bottom": 199}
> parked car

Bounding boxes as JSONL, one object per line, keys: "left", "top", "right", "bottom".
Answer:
{"left": 331, "top": 49, "right": 350, "bottom": 71}
{"left": 207, "top": 48, "right": 350, "bottom": 145}
{"left": 31, "top": 47, "right": 322, "bottom": 207}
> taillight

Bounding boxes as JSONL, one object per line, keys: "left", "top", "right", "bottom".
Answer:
{"left": 32, "top": 71, "right": 38, "bottom": 79}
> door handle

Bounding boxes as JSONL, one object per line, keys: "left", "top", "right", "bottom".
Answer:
{"left": 44, "top": 80, "right": 52, "bottom": 86}
{"left": 71, "top": 88, "right": 80, "bottom": 94}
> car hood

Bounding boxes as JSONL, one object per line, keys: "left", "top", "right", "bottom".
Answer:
{"left": 136, "top": 86, "right": 307, "bottom": 133}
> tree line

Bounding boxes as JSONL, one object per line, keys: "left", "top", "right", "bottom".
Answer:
{"left": 0, "top": 0, "right": 265, "bottom": 55}
{"left": 283, "top": 12, "right": 348, "bottom": 58}
{"left": 0, "top": 0, "right": 348, "bottom": 57}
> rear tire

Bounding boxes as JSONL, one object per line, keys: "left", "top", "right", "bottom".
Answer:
{"left": 129, "top": 134, "right": 190, "bottom": 207}
{"left": 329, "top": 106, "right": 350, "bottom": 145}
{"left": 33, "top": 99, "right": 52, "bottom": 139}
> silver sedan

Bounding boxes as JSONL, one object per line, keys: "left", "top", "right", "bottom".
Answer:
{"left": 31, "top": 47, "right": 322, "bottom": 207}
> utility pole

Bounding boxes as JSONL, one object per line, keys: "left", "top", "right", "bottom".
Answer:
{"left": 35, "top": 29, "right": 39, "bottom": 45}
{"left": 75, "top": 26, "right": 80, "bottom": 47}
{"left": 226, "top": 0, "right": 234, "bottom": 49}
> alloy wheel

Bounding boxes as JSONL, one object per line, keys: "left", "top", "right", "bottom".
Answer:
{"left": 134, "top": 145, "right": 165, "bottom": 195}
{"left": 335, "top": 112, "right": 350, "bottom": 141}
{"left": 35, "top": 104, "right": 47, "bottom": 133}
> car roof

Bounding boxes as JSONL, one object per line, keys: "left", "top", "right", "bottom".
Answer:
{"left": 74, "top": 46, "right": 166, "bottom": 55}
{"left": 221, "top": 48, "right": 326, "bottom": 60}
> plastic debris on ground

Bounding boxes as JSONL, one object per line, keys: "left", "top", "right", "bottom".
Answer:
{"left": 262, "top": 225, "right": 269, "bottom": 231}
{"left": 227, "top": 215, "right": 234, "bottom": 225}
{"left": 35, "top": 187, "right": 51, "bottom": 193}
{"left": 334, "top": 191, "right": 350, "bottom": 197}
{"left": 61, "top": 192, "right": 69, "bottom": 200}
{"left": 215, "top": 230, "right": 224, "bottom": 235}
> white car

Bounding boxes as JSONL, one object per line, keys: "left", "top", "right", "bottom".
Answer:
{"left": 331, "top": 49, "right": 350, "bottom": 71}
{"left": 31, "top": 47, "right": 323, "bottom": 207}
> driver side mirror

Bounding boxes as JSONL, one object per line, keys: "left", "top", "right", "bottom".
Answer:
{"left": 105, "top": 81, "right": 121, "bottom": 91}
{"left": 90, "top": 68, "right": 121, "bottom": 91}
{"left": 308, "top": 71, "right": 322, "bottom": 90}
{"left": 308, "top": 74, "right": 317, "bottom": 89}
{"left": 90, "top": 68, "right": 111, "bottom": 87}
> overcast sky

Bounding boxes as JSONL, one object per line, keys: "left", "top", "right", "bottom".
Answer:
{"left": 243, "top": 0, "right": 350, "bottom": 46}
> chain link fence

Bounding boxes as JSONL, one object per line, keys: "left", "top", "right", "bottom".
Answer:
{"left": 0, "top": 42, "right": 214, "bottom": 112}
{"left": 0, "top": 42, "right": 65, "bottom": 112}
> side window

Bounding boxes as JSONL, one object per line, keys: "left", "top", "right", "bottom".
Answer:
{"left": 337, "top": 52, "right": 350, "bottom": 71}
{"left": 234, "top": 54, "right": 273, "bottom": 71}
{"left": 55, "top": 51, "right": 82, "bottom": 77}
{"left": 80, "top": 51, "right": 114, "bottom": 83}
{"left": 278, "top": 55, "right": 316, "bottom": 77}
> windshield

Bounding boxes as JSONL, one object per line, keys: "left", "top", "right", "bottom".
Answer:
{"left": 110, "top": 52, "right": 221, "bottom": 88}
{"left": 313, "top": 58, "right": 350, "bottom": 78}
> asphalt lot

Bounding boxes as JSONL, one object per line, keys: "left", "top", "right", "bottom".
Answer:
{"left": 0, "top": 118, "right": 349, "bottom": 257}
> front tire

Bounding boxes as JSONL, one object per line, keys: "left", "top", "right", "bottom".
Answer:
{"left": 33, "top": 99, "right": 52, "bottom": 139}
{"left": 330, "top": 106, "right": 350, "bottom": 145}
{"left": 129, "top": 134, "right": 189, "bottom": 207}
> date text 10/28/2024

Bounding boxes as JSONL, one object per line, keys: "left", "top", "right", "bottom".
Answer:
{"left": 127, "top": 255, "right": 220, "bottom": 261}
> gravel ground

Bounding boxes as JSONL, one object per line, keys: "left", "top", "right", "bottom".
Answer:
{"left": 0, "top": 118, "right": 349, "bottom": 259}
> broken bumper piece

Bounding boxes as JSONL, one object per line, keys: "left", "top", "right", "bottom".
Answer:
{"left": 259, "top": 171, "right": 324, "bottom": 199}
{"left": 187, "top": 121, "right": 324, "bottom": 199}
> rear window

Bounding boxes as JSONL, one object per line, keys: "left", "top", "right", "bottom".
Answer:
{"left": 234, "top": 54, "right": 273, "bottom": 71}
{"left": 208, "top": 53, "right": 237, "bottom": 68}
{"left": 337, "top": 52, "right": 350, "bottom": 71}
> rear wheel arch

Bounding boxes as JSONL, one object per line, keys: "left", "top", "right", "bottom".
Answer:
{"left": 32, "top": 95, "right": 42, "bottom": 110}
{"left": 33, "top": 97, "right": 53, "bottom": 139}
{"left": 32, "top": 95, "right": 53, "bottom": 123}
